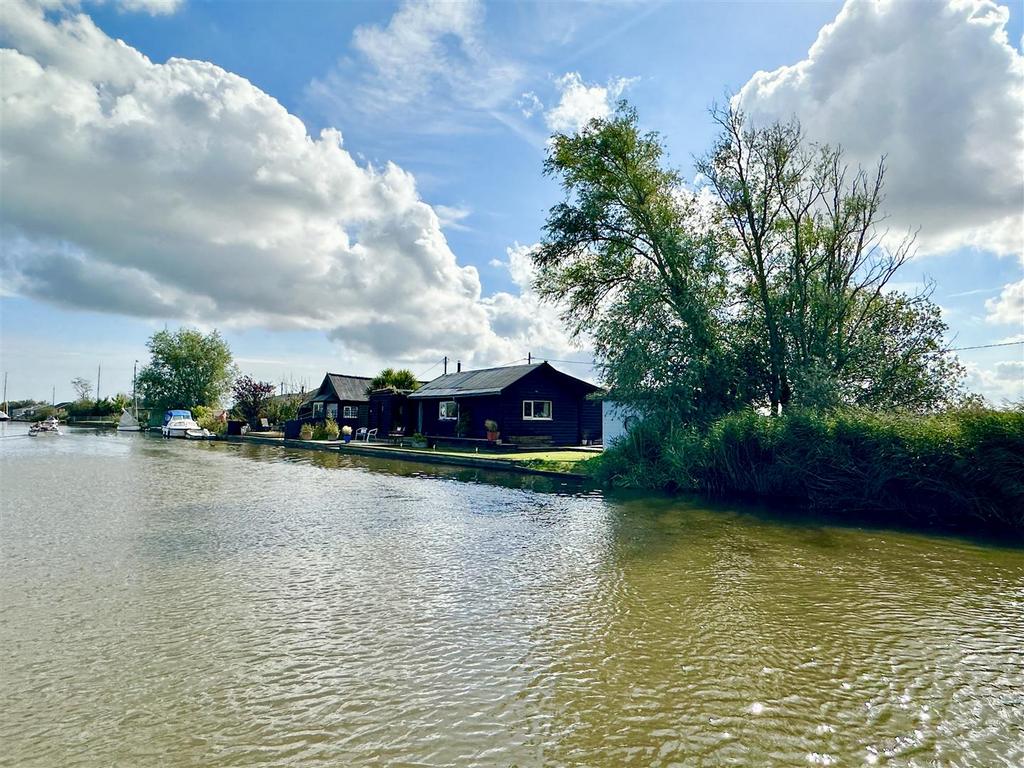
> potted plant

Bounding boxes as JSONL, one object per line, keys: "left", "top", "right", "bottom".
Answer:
{"left": 410, "top": 432, "right": 428, "bottom": 449}
{"left": 341, "top": 424, "right": 353, "bottom": 443}
{"left": 299, "top": 423, "right": 314, "bottom": 441}
{"left": 484, "top": 419, "right": 499, "bottom": 442}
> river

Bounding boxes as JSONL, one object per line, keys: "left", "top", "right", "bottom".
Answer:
{"left": 1, "top": 425, "right": 1022, "bottom": 767}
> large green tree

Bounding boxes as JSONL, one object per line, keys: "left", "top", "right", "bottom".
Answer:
{"left": 696, "top": 106, "right": 964, "bottom": 412}
{"left": 137, "top": 328, "right": 237, "bottom": 411}
{"left": 535, "top": 103, "right": 964, "bottom": 418}
{"left": 533, "top": 105, "right": 739, "bottom": 421}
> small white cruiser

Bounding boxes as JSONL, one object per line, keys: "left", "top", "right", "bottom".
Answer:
{"left": 161, "top": 409, "right": 214, "bottom": 439}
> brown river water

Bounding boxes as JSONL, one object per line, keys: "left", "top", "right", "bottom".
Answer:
{"left": 1, "top": 425, "right": 1022, "bottom": 767}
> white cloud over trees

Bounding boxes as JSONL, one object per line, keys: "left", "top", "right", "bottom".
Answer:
{"left": 0, "top": 0, "right": 573, "bottom": 367}
{"left": 544, "top": 72, "right": 635, "bottom": 134}
{"left": 734, "top": 0, "right": 1023, "bottom": 260}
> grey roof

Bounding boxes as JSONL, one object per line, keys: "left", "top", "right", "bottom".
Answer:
{"left": 307, "top": 373, "right": 373, "bottom": 403}
{"left": 409, "top": 362, "right": 598, "bottom": 399}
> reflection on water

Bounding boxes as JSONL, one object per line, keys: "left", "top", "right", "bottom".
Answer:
{"left": 2, "top": 426, "right": 1022, "bottom": 767}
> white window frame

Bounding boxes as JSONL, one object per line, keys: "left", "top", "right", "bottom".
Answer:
{"left": 439, "top": 401, "right": 459, "bottom": 421}
{"left": 522, "top": 400, "right": 553, "bottom": 420}
{"left": 312, "top": 402, "right": 323, "bottom": 418}
{"left": 342, "top": 405, "right": 358, "bottom": 419}
{"left": 326, "top": 403, "right": 338, "bottom": 420}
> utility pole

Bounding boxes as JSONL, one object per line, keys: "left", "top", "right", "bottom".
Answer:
{"left": 96, "top": 364, "right": 101, "bottom": 402}
{"left": 132, "top": 360, "right": 138, "bottom": 417}
{"left": 2, "top": 372, "right": 7, "bottom": 413}
{"left": 527, "top": 352, "right": 532, "bottom": 365}
{"left": 443, "top": 356, "right": 448, "bottom": 375}
{"left": 52, "top": 385, "right": 55, "bottom": 405}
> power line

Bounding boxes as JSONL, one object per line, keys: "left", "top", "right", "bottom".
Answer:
{"left": 416, "top": 358, "right": 444, "bottom": 380}
{"left": 945, "top": 341, "right": 1023, "bottom": 352}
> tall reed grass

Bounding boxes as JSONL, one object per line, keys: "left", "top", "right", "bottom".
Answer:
{"left": 594, "top": 405, "right": 1024, "bottom": 534}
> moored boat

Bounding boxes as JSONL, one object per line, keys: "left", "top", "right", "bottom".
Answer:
{"left": 117, "top": 408, "right": 142, "bottom": 432}
{"left": 161, "top": 409, "right": 201, "bottom": 438}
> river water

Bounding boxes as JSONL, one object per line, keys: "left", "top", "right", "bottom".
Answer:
{"left": 1, "top": 425, "right": 1022, "bottom": 767}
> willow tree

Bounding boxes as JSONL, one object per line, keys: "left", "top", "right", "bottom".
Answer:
{"left": 533, "top": 105, "right": 741, "bottom": 421}
{"left": 696, "top": 107, "right": 964, "bottom": 412}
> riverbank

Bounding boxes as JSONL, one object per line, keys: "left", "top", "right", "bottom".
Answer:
{"left": 595, "top": 406, "right": 1024, "bottom": 538}
{"left": 221, "top": 434, "right": 599, "bottom": 480}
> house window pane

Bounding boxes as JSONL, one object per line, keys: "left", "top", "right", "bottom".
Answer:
{"left": 439, "top": 401, "right": 458, "bottom": 420}
{"left": 523, "top": 400, "right": 552, "bottom": 420}
{"left": 343, "top": 405, "right": 358, "bottom": 419}
{"left": 313, "top": 402, "right": 323, "bottom": 417}
{"left": 326, "top": 403, "right": 338, "bottom": 419}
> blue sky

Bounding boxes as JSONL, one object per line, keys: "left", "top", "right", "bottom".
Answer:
{"left": 1, "top": 0, "right": 1021, "bottom": 403}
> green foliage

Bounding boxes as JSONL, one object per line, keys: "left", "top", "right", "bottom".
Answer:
{"left": 596, "top": 406, "right": 1024, "bottom": 533}
{"left": 312, "top": 422, "right": 328, "bottom": 440}
{"left": 324, "top": 418, "right": 340, "bottom": 440}
{"left": 137, "top": 328, "right": 236, "bottom": 412}
{"left": 299, "top": 423, "right": 314, "bottom": 441}
{"left": 192, "top": 405, "right": 226, "bottom": 435}
{"left": 484, "top": 419, "right": 498, "bottom": 432}
{"left": 263, "top": 395, "right": 301, "bottom": 426}
{"left": 536, "top": 104, "right": 736, "bottom": 422}
{"left": 367, "top": 368, "right": 420, "bottom": 394}
{"left": 536, "top": 103, "right": 965, "bottom": 419}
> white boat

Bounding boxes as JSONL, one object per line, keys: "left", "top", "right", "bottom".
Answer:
{"left": 117, "top": 408, "right": 142, "bottom": 432}
{"left": 161, "top": 409, "right": 215, "bottom": 439}
{"left": 29, "top": 416, "right": 62, "bottom": 436}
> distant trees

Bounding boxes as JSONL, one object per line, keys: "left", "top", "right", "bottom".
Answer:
{"left": 231, "top": 375, "right": 276, "bottom": 425}
{"left": 71, "top": 377, "right": 92, "bottom": 402}
{"left": 366, "top": 368, "right": 419, "bottom": 393}
{"left": 137, "top": 328, "right": 236, "bottom": 411}
{"left": 534, "top": 103, "right": 964, "bottom": 419}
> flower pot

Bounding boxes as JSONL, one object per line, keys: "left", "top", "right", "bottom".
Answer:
{"left": 343, "top": 435, "right": 351, "bottom": 443}
{"left": 486, "top": 431, "right": 499, "bottom": 442}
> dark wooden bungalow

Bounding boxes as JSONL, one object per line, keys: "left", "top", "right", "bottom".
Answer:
{"left": 296, "top": 372, "right": 372, "bottom": 431}
{"left": 368, "top": 387, "right": 419, "bottom": 437}
{"left": 407, "top": 362, "right": 602, "bottom": 446}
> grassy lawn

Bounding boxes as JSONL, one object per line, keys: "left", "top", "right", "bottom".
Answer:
{"left": 378, "top": 446, "right": 602, "bottom": 474}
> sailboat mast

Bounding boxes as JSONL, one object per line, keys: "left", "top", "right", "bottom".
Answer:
{"left": 133, "top": 360, "right": 138, "bottom": 418}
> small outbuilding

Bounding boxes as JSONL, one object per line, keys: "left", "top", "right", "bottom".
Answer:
{"left": 408, "top": 362, "right": 602, "bottom": 446}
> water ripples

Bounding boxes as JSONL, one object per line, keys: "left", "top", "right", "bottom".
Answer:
{"left": 2, "top": 428, "right": 1022, "bottom": 766}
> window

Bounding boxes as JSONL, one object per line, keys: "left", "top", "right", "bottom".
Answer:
{"left": 326, "top": 403, "right": 338, "bottom": 420}
{"left": 523, "top": 400, "right": 552, "bottom": 420}
{"left": 312, "top": 402, "right": 323, "bottom": 418}
{"left": 439, "top": 401, "right": 458, "bottom": 420}
{"left": 343, "top": 405, "right": 358, "bottom": 419}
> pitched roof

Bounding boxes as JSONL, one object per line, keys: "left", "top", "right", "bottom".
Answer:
{"left": 309, "top": 373, "right": 373, "bottom": 403}
{"left": 408, "top": 362, "right": 598, "bottom": 399}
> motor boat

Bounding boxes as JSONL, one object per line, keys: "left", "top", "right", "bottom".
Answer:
{"left": 29, "top": 416, "right": 62, "bottom": 436}
{"left": 161, "top": 409, "right": 215, "bottom": 439}
{"left": 117, "top": 408, "right": 142, "bottom": 432}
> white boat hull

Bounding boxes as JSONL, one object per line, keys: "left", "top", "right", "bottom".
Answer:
{"left": 117, "top": 425, "right": 142, "bottom": 432}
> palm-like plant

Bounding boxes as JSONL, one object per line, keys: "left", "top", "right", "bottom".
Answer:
{"left": 366, "top": 368, "right": 419, "bottom": 394}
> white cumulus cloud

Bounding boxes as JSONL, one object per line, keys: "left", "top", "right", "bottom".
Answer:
{"left": 985, "top": 279, "right": 1024, "bottom": 327}
{"left": 544, "top": 71, "right": 635, "bottom": 134}
{"left": 0, "top": 0, "right": 554, "bottom": 368}
{"left": 734, "top": 0, "right": 1024, "bottom": 259}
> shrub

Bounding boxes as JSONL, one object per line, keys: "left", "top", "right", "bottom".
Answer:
{"left": 484, "top": 419, "right": 498, "bottom": 432}
{"left": 299, "top": 423, "right": 314, "bottom": 440}
{"left": 595, "top": 405, "right": 1024, "bottom": 534}
{"left": 324, "top": 418, "right": 340, "bottom": 440}
{"left": 193, "top": 405, "right": 226, "bottom": 435}
{"left": 312, "top": 422, "right": 328, "bottom": 440}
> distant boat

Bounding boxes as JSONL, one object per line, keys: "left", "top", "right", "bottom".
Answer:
{"left": 0, "top": 410, "right": 9, "bottom": 421}
{"left": 117, "top": 408, "right": 142, "bottom": 432}
{"left": 29, "top": 416, "right": 62, "bottom": 436}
